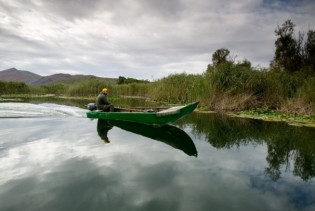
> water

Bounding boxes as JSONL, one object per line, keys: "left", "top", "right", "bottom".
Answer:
{"left": 0, "top": 102, "right": 315, "bottom": 211}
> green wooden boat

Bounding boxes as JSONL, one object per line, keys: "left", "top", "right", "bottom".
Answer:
{"left": 87, "top": 101, "right": 199, "bottom": 125}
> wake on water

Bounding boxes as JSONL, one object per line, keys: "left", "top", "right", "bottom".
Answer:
{"left": 0, "top": 103, "right": 87, "bottom": 118}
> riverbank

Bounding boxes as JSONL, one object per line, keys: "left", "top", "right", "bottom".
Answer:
{"left": 196, "top": 109, "right": 315, "bottom": 128}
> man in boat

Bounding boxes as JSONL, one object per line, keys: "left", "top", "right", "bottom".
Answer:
{"left": 96, "top": 88, "right": 114, "bottom": 112}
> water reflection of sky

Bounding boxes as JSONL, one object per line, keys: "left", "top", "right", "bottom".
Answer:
{"left": 1, "top": 115, "right": 315, "bottom": 210}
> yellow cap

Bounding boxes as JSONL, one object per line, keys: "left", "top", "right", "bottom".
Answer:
{"left": 102, "top": 88, "right": 108, "bottom": 93}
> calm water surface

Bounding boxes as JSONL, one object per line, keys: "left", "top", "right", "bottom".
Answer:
{"left": 0, "top": 101, "right": 315, "bottom": 211}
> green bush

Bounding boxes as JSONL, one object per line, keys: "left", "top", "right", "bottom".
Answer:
{"left": 299, "top": 77, "right": 315, "bottom": 103}
{"left": 0, "top": 81, "right": 30, "bottom": 95}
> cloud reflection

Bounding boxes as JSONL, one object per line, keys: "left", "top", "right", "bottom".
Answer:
{"left": 1, "top": 117, "right": 315, "bottom": 210}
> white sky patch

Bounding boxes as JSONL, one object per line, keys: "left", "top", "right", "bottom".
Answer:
{"left": 0, "top": 0, "right": 314, "bottom": 79}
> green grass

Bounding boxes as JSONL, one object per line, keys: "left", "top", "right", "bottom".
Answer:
{"left": 228, "top": 109, "right": 315, "bottom": 127}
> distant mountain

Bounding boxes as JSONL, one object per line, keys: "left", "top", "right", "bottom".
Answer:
{"left": 0, "top": 68, "right": 117, "bottom": 85}
{"left": 0, "top": 68, "right": 42, "bottom": 84}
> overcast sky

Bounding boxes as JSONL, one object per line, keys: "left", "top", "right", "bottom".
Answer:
{"left": 0, "top": 0, "right": 314, "bottom": 80}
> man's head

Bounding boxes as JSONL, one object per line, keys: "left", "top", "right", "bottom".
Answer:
{"left": 102, "top": 88, "right": 108, "bottom": 94}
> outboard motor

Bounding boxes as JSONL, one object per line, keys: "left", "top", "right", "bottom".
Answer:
{"left": 87, "top": 103, "right": 97, "bottom": 111}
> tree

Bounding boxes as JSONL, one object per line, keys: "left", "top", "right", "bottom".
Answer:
{"left": 117, "top": 76, "right": 126, "bottom": 84}
{"left": 273, "top": 20, "right": 303, "bottom": 72}
{"left": 304, "top": 30, "right": 315, "bottom": 71}
{"left": 237, "top": 59, "right": 252, "bottom": 69}
{"left": 117, "top": 76, "right": 149, "bottom": 84}
{"left": 212, "top": 48, "right": 230, "bottom": 67}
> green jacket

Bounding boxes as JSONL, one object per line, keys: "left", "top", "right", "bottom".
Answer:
{"left": 96, "top": 92, "right": 111, "bottom": 110}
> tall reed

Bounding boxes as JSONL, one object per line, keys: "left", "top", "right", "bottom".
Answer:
{"left": 149, "top": 73, "right": 203, "bottom": 103}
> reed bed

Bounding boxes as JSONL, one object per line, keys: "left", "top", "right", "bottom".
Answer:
{"left": 1, "top": 63, "right": 314, "bottom": 115}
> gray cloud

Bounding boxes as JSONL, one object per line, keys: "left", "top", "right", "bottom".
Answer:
{"left": 0, "top": 0, "right": 314, "bottom": 79}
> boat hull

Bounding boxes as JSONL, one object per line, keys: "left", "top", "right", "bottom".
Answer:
{"left": 87, "top": 101, "right": 199, "bottom": 125}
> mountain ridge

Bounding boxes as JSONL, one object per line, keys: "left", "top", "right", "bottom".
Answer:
{"left": 0, "top": 68, "right": 117, "bottom": 85}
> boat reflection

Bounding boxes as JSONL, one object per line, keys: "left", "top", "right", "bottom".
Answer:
{"left": 97, "top": 119, "right": 198, "bottom": 157}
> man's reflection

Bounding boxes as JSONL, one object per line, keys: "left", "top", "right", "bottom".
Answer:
{"left": 97, "top": 119, "right": 113, "bottom": 144}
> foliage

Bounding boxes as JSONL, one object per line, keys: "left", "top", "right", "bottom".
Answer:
{"left": 272, "top": 19, "right": 315, "bottom": 73}
{"left": 236, "top": 59, "right": 251, "bottom": 69}
{"left": 233, "top": 109, "right": 315, "bottom": 127}
{"left": 30, "top": 83, "right": 68, "bottom": 95}
{"left": 113, "top": 83, "right": 149, "bottom": 97}
{"left": 0, "top": 81, "right": 30, "bottom": 95}
{"left": 150, "top": 73, "right": 202, "bottom": 103}
{"left": 273, "top": 20, "right": 303, "bottom": 72}
{"left": 304, "top": 30, "right": 315, "bottom": 71}
{"left": 298, "top": 77, "right": 315, "bottom": 103}
{"left": 117, "top": 76, "right": 149, "bottom": 84}
{"left": 211, "top": 48, "right": 230, "bottom": 67}
{"left": 67, "top": 78, "right": 110, "bottom": 97}
{"left": 208, "top": 62, "right": 253, "bottom": 95}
